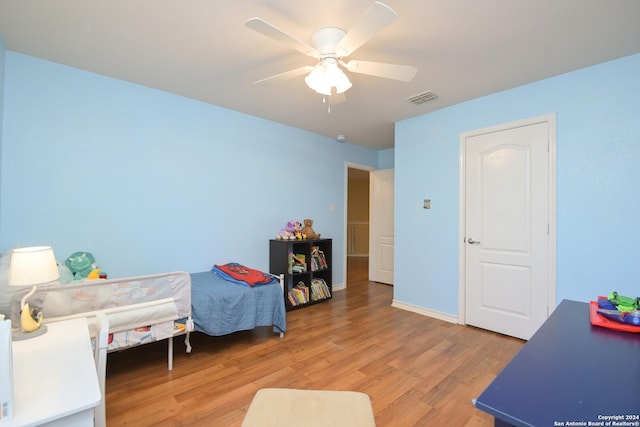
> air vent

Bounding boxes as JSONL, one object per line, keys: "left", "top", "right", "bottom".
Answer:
{"left": 407, "top": 90, "right": 439, "bottom": 105}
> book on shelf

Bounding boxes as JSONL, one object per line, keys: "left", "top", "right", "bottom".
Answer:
{"left": 290, "top": 253, "right": 307, "bottom": 273}
{"left": 288, "top": 281, "right": 310, "bottom": 306}
{"left": 310, "top": 278, "right": 331, "bottom": 301}
{"left": 287, "top": 289, "right": 301, "bottom": 306}
{"left": 310, "top": 246, "right": 328, "bottom": 271}
{"left": 318, "top": 250, "right": 327, "bottom": 269}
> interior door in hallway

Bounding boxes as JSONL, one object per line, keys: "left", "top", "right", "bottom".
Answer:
{"left": 369, "top": 168, "right": 394, "bottom": 284}
{"left": 463, "top": 116, "right": 555, "bottom": 340}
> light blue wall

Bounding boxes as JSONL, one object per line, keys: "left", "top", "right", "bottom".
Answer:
{"left": 0, "top": 52, "right": 379, "bottom": 281}
{"left": 395, "top": 53, "right": 640, "bottom": 316}
{"left": 378, "top": 148, "right": 394, "bottom": 169}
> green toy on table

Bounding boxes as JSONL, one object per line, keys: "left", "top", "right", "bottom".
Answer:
{"left": 607, "top": 291, "right": 640, "bottom": 312}
{"left": 595, "top": 292, "right": 640, "bottom": 327}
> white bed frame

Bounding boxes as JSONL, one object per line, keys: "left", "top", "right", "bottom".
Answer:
{"left": 10, "top": 271, "right": 193, "bottom": 371}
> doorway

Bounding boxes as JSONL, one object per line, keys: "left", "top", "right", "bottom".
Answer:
{"left": 458, "top": 114, "right": 557, "bottom": 340}
{"left": 345, "top": 164, "right": 373, "bottom": 287}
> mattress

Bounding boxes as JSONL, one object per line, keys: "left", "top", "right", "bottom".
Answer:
{"left": 190, "top": 271, "right": 286, "bottom": 336}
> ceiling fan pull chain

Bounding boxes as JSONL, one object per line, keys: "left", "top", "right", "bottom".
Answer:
{"left": 321, "top": 95, "right": 331, "bottom": 113}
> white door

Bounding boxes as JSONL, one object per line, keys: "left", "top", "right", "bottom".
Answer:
{"left": 369, "top": 169, "right": 394, "bottom": 284}
{"left": 462, "top": 116, "right": 555, "bottom": 340}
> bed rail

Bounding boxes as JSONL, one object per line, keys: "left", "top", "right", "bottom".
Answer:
{"left": 10, "top": 271, "right": 193, "bottom": 371}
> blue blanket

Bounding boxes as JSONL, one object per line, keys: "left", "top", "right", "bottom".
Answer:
{"left": 190, "top": 271, "right": 286, "bottom": 336}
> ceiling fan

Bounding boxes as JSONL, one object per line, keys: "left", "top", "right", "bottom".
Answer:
{"left": 245, "top": 1, "right": 417, "bottom": 100}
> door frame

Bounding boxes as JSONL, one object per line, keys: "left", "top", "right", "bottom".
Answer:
{"left": 457, "top": 114, "right": 558, "bottom": 326}
{"left": 343, "top": 161, "right": 375, "bottom": 290}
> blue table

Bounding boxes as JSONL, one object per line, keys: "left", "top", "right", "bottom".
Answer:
{"left": 474, "top": 299, "right": 640, "bottom": 427}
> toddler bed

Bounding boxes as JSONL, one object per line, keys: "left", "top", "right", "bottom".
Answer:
{"left": 9, "top": 264, "right": 286, "bottom": 370}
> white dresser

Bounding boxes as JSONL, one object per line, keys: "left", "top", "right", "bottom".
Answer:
{"left": 3, "top": 318, "right": 101, "bottom": 427}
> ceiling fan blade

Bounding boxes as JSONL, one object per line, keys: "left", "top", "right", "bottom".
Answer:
{"left": 245, "top": 17, "right": 318, "bottom": 58}
{"left": 344, "top": 60, "right": 417, "bottom": 82}
{"left": 254, "top": 66, "right": 314, "bottom": 85}
{"left": 336, "top": 2, "right": 398, "bottom": 57}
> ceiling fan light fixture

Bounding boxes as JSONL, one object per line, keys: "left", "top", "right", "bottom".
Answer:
{"left": 305, "top": 64, "right": 331, "bottom": 95}
{"left": 305, "top": 58, "right": 352, "bottom": 95}
{"left": 332, "top": 68, "right": 353, "bottom": 94}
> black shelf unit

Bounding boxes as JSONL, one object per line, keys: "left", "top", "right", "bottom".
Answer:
{"left": 269, "top": 238, "right": 332, "bottom": 311}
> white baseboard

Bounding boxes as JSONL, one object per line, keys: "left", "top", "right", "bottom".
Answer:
{"left": 332, "top": 282, "right": 346, "bottom": 291}
{"left": 391, "top": 300, "right": 459, "bottom": 324}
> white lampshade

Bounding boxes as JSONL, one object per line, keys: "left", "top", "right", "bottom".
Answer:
{"left": 8, "top": 246, "right": 60, "bottom": 287}
{"left": 305, "top": 58, "right": 352, "bottom": 96}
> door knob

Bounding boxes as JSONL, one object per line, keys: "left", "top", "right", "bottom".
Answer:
{"left": 467, "top": 238, "right": 480, "bottom": 245}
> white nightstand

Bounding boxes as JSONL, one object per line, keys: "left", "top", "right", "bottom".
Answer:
{"left": 3, "top": 318, "right": 101, "bottom": 427}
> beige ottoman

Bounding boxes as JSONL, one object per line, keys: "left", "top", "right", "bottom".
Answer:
{"left": 242, "top": 388, "right": 376, "bottom": 427}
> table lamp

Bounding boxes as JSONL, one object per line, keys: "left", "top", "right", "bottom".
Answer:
{"left": 8, "top": 246, "right": 60, "bottom": 340}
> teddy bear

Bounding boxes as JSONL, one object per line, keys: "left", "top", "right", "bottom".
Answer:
{"left": 301, "top": 218, "right": 320, "bottom": 239}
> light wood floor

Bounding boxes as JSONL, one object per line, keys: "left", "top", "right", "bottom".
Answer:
{"left": 105, "top": 257, "right": 524, "bottom": 426}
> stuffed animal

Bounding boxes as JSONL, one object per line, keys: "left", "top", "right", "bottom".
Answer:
{"left": 87, "top": 269, "right": 102, "bottom": 280}
{"left": 286, "top": 220, "right": 299, "bottom": 233}
{"left": 65, "top": 252, "right": 98, "bottom": 280}
{"left": 276, "top": 229, "right": 292, "bottom": 240}
{"left": 292, "top": 221, "right": 303, "bottom": 239}
{"left": 276, "top": 220, "right": 301, "bottom": 240}
{"left": 301, "top": 218, "right": 321, "bottom": 239}
{"left": 276, "top": 221, "right": 293, "bottom": 239}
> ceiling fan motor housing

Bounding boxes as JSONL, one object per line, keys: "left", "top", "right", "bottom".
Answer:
{"left": 311, "top": 27, "right": 348, "bottom": 57}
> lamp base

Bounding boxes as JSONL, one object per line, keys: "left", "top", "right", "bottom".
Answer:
{"left": 12, "top": 324, "right": 48, "bottom": 341}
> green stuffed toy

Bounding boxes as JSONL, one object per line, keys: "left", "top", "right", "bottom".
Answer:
{"left": 65, "top": 252, "right": 98, "bottom": 280}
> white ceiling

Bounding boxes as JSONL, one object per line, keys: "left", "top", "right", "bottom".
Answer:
{"left": 1, "top": 1, "right": 639, "bottom": 150}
